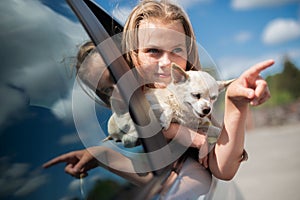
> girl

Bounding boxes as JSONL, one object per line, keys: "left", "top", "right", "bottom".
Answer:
{"left": 120, "top": 0, "right": 272, "bottom": 180}
{"left": 75, "top": 41, "right": 114, "bottom": 107}
{"left": 44, "top": 0, "right": 273, "bottom": 198}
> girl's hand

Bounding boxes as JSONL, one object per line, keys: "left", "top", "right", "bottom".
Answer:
{"left": 226, "top": 59, "right": 274, "bottom": 108}
{"left": 163, "top": 123, "right": 209, "bottom": 168}
{"left": 43, "top": 147, "right": 100, "bottom": 178}
{"left": 199, "top": 156, "right": 208, "bottom": 168}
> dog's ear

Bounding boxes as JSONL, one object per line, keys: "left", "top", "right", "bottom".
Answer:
{"left": 171, "top": 63, "right": 189, "bottom": 84}
{"left": 217, "top": 79, "right": 235, "bottom": 92}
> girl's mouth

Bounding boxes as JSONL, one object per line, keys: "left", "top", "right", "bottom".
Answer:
{"left": 156, "top": 73, "right": 171, "bottom": 78}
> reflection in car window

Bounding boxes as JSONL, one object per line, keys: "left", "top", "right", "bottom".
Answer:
{"left": 0, "top": 0, "right": 137, "bottom": 199}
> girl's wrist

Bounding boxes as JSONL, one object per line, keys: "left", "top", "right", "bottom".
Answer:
{"left": 225, "top": 94, "right": 249, "bottom": 115}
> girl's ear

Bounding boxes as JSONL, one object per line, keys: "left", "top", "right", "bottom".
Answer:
{"left": 171, "top": 63, "right": 189, "bottom": 84}
{"left": 217, "top": 79, "right": 235, "bottom": 92}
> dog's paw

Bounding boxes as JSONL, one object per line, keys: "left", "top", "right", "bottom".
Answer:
{"left": 160, "top": 110, "right": 173, "bottom": 129}
{"left": 122, "top": 134, "right": 139, "bottom": 148}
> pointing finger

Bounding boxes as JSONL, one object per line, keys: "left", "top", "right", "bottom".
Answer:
{"left": 243, "top": 59, "right": 274, "bottom": 82}
{"left": 43, "top": 156, "right": 67, "bottom": 168}
{"left": 43, "top": 152, "right": 78, "bottom": 168}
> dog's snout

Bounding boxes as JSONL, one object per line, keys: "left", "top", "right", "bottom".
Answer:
{"left": 203, "top": 107, "right": 211, "bottom": 115}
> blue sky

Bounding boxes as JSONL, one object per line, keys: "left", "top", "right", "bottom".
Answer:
{"left": 96, "top": 0, "right": 300, "bottom": 78}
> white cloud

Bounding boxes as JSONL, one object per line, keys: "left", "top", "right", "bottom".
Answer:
{"left": 51, "top": 79, "right": 103, "bottom": 124}
{"left": 231, "top": 0, "right": 299, "bottom": 10}
{"left": 58, "top": 133, "right": 81, "bottom": 145}
{"left": 287, "top": 48, "right": 300, "bottom": 59}
{"left": 0, "top": 0, "right": 88, "bottom": 126}
{"left": 71, "top": 82, "right": 112, "bottom": 146}
{"left": 170, "top": 0, "right": 212, "bottom": 9}
{"left": 5, "top": 163, "right": 30, "bottom": 178}
{"left": 111, "top": 0, "right": 213, "bottom": 24}
{"left": 52, "top": 91, "right": 74, "bottom": 123}
{"left": 51, "top": 76, "right": 112, "bottom": 142}
{"left": 68, "top": 179, "right": 81, "bottom": 191}
{"left": 112, "top": 6, "right": 132, "bottom": 25}
{"left": 0, "top": 85, "right": 27, "bottom": 127}
{"left": 217, "top": 56, "right": 260, "bottom": 79}
{"left": 234, "top": 31, "right": 253, "bottom": 43}
{"left": 0, "top": 158, "right": 48, "bottom": 197}
{"left": 262, "top": 18, "right": 300, "bottom": 45}
{"left": 14, "top": 174, "right": 48, "bottom": 197}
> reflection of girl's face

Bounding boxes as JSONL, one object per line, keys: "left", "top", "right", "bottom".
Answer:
{"left": 84, "top": 53, "right": 114, "bottom": 97}
{"left": 97, "top": 68, "right": 114, "bottom": 97}
{"left": 135, "top": 20, "right": 187, "bottom": 87}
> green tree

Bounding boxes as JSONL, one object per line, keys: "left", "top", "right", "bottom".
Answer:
{"left": 279, "top": 58, "right": 300, "bottom": 98}
{"left": 265, "top": 57, "right": 300, "bottom": 106}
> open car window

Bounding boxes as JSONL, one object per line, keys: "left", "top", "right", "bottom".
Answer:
{"left": 0, "top": 0, "right": 144, "bottom": 199}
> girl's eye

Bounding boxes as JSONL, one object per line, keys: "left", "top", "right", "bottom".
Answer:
{"left": 147, "top": 48, "right": 160, "bottom": 54}
{"left": 101, "top": 86, "right": 114, "bottom": 96}
{"left": 172, "top": 47, "right": 183, "bottom": 54}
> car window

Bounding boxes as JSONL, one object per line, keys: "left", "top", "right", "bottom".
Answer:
{"left": 0, "top": 0, "right": 139, "bottom": 199}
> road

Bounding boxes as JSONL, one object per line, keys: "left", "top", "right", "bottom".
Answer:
{"left": 231, "top": 123, "right": 300, "bottom": 200}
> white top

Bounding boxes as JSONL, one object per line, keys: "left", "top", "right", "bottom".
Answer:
{"left": 162, "top": 157, "right": 213, "bottom": 200}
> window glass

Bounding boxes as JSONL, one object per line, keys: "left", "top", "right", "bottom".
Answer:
{"left": 0, "top": 0, "right": 138, "bottom": 199}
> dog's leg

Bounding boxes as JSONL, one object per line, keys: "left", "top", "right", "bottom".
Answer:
{"left": 104, "top": 113, "right": 120, "bottom": 142}
{"left": 159, "top": 105, "right": 174, "bottom": 130}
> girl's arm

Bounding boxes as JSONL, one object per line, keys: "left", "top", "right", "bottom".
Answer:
{"left": 208, "top": 59, "right": 274, "bottom": 180}
{"left": 43, "top": 146, "right": 153, "bottom": 186}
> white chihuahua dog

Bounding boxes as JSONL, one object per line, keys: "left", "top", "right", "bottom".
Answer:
{"left": 104, "top": 63, "right": 234, "bottom": 148}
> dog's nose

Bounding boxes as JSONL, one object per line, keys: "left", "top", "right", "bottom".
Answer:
{"left": 203, "top": 107, "right": 211, "bottom": 115}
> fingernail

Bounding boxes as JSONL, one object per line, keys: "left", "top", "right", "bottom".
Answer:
{"left": 248, "top": 91, "right": 254, "bottom": 98}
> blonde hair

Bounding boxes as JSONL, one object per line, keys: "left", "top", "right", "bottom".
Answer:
{"left": 122, "top": 0, "right": 200, "bottom": 71}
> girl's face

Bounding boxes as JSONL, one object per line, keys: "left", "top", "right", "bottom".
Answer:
{"left": 134, "top": 20, "right": 187, "bottom": 87}
{"left": 83, "top": 53, "right": 114, "bottom": 97}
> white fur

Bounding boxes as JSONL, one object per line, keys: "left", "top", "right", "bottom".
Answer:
{"left": 104, "top": 63, "right": 234, "bottom": 148}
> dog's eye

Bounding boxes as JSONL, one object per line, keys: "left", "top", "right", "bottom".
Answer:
{"left": 211, "top": 95, "right": 217, "bottom": 101}
{"left": 191, "top": 93, "right": 201, "bottom": 99}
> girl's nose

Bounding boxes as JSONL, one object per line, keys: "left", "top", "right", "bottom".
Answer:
{"left": 158, "top": 52, "right": 171, "bottom": 68}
